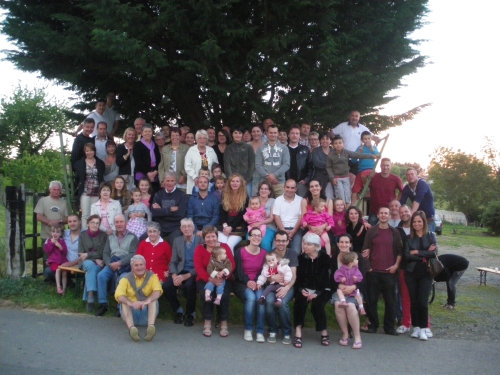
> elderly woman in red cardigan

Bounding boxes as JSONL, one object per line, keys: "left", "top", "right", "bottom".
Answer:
{"left": 136, "top": 222, "right": 172, "bottom": 283}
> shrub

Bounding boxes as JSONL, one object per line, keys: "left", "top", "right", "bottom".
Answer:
{"left": 480, "top": 201, "right": 500, "bottom": 235}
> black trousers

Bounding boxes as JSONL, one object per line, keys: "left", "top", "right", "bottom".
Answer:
{"left": 162, "top": 272, "right": 198, "bottom": 316}
{"left": 405, "top": 264, "right": 433, "bottom": 329}
{"left": 366, "top": 271, "right": 397, "bottom": 333}
{"left": 196, "top": 279, "right": 233, "bottom": 322}
{"left": 293, "top": 290, "right": 332, "bottom": 331}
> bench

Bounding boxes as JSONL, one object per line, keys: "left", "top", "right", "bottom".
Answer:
{"left": 476, "top": 267, "right": 500, "bottom": 286}
{"left": 58, "top": 265, "right": 86, "bottom": 297}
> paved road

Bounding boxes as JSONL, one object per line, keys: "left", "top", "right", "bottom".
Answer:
{"left": 1, "top": 308, "right": 498, "bottom": 375}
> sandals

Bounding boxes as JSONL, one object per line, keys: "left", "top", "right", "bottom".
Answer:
{"left": 321, "top": 335, "right": 330, "bottom": 346}
{"left": 219, "top": 325, "right": 229, "bottom": 338}
{"left": 352, "top": 341, "right": 363, "bottom": 349}
{"left": 57, "top": 287, "right": 64, "bottom": 295}
{"left": 203, "top": 325, "right": 212, "bottom": 337}
{"left": 338, "top": 337, "right": 349, "bottom": 346}
{"left": 293, "top": 336, "right": 302, "bottom": 348}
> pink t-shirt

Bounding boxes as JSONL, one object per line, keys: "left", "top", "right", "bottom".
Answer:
{"left": 331, "top": 211, "right": 347, "bottom": 236}
{"left": 241, "top": 247, "right": 266, "bottom": 281}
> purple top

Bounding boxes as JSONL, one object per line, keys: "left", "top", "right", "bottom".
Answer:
{"left": 334, "top": 264, "right": 363, "bottom": 297}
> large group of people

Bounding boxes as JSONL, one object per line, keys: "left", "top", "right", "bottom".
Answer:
{"left": 37, "top": 105, "right": 468, "bottom": 344}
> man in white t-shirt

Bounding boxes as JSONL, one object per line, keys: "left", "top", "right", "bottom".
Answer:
{"left": 73, "top": 99, "right": 110, "bottom": 137}
{"left": 330, "top": 110, "right": 382, "bottom": 184}
{"left": 273, "top": 180, "right": 303, "bottom": 254}
{"left": 104, "top": 91, "right": 122, "bottom": 138}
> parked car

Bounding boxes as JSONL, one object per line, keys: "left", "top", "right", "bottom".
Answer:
{"left": 434, "top": 214, "right": 443, "bottom": 235}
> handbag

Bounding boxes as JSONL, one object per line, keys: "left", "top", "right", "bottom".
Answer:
{"left": 428, "top": 255, "right": 444, "bottom": 278}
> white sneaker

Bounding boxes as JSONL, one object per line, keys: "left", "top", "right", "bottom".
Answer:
{"left": 256, "top": 333, "right": 265, "bottom": 343}
{"left": 267, "top": 332, "right": 277, "bottom": 343}
{"left": 419, "top": 330, "right": 428, "bottom": 341}
{"left": 411, "top": 327, "right": 421, "bottom": 338}
{"left": 424, "top": 328, "right": 433, "bottom": 338}
{"left": 396, "top": 325, "right": 410, "bottom": 334}
{"left": 244, "top": 330, "right": 253, "bottom": 342}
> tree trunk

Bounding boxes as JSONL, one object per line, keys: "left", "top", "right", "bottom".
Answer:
{"left": 5, "top": 185, "right": 26, "bottom": 279}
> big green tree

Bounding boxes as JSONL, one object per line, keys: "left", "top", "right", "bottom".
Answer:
{"left": 1, "top": 0, "right": 429, "bottom": 130}
{"left": 0, "top": 85, "right": 70, "bottom": 163}
{"left": 428, "top": 147, "right": 498, "bottom": 221}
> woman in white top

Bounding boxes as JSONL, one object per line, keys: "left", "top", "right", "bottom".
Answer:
{"left": 90, "top": 183, "right": 122, "bottom": 235}
{"left": 184, "top": 129, "right": 218, "bottom": 194}
{"left": 158, "top": 128, "right": 189, "bottom": 192}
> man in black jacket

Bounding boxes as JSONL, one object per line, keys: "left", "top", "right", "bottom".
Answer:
{"left": 285, "top": 125, "right": 310, "bottom": 197}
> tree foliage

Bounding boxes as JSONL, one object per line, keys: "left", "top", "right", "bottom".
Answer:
{"left": 392, "top": 161, "right": 425, "bottom": 182}
{"left": 2, "top": 150, "right": 67, "bottom": 192}
{"left": 0, "top": 85, "right": 70, "bottom": 163}
{"left": 428, "top": 147, "right": 497, "bottom": 221}
{"left": 480, "top": 201, "right": 500, "bottom": 236}
{"left": 1, "top": 0, "right": 429, "bottom": 130}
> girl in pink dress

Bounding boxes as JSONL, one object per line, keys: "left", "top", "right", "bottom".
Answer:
{"left": 302, "top": 198, "right": 335, "bottom": 256}
{"left": 243, "top": 197, "right": 268, "bottom": 237}
{"left": 43, "top": 225, "right": 68, "bottom": 295}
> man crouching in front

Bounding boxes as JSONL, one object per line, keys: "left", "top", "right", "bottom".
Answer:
{"left": 115, "top": 255, "right": 162, "bottom": 342}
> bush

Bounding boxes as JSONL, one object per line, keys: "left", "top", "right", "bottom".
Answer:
{"left": 3, "top": 150, "right": 68, "bottom": 192}
{"left": 480, "top": 201, "right": 500, "bottom": 235}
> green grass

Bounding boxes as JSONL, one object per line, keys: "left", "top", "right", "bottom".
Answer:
{"left": 439, "top": 223, "right": 500, "bottom": 250}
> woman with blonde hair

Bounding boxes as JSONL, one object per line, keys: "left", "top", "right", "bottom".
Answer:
{"left": 217, "top": 174, "right": 249, "bottom": 251}
{"left": 116, "top": 127, "right": 137, "bottom": 191}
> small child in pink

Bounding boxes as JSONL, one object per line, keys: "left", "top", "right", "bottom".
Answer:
{"left": 243, "top": 196, "right": 267, "bottom": 237}
{"left": 334, "top": 252, "right": 365, "bottom": 315}
{"left": 302, "top": 198, "right": 335, "bottom": 256}
{"left": 256, "top": 252, "right": 293, "bottom": 307}
{"left": 43, "top": 224, "right": 68, "bottom": 295}
{"left": 331, "top": 198, "right": 348, "bottom": 237}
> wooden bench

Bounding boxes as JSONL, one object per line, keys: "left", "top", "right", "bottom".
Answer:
{"left": 476, "top": 267, "right": 500, "bottom": 286}
{"left": 58, "top": 265, "right": 86, "bottom": 297}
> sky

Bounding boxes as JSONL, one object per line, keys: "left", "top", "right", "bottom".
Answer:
{"left": 1, "top": 1, "right": 498, "bottom": 169}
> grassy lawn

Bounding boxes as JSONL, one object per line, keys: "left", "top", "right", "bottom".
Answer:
{"left": 439, "top": 223, "right": 500, "bottom": 250}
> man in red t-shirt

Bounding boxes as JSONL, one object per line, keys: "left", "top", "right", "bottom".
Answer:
{"left": 361, "top": 207, "right": 404, "bottom": 335}
{"left": 355, "top": 158, "right": 403, "bottom": 225}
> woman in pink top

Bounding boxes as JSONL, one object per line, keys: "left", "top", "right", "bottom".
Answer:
{"left": 233, "top": 227, "right": 267, "bottom": 342}
{"left": 90, "top": 183, "right": 122, "bottom": 235}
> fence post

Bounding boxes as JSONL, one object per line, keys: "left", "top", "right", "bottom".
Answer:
{"left": 5, "top": 185, "right": 27, "bottom": 279}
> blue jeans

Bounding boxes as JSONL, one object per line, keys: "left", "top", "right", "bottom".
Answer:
{"left": 81, "top": 260, "right": 103, "bottom": 301}
{"left": 265, "top": 286, "right": 295, "bottom": 336}
{"left": 205, "top": 280, "right": 226, "bottom": 295}
{"left": 286, "top": 227, "right": 303, "bottom": 255}
{"left": 234, "top": 283, "right": 265, "bottom": 333}
{"left": 120, "top": 301, "right": 159, "bottom": 326}
{"left": 97, "top": 266, "right": 127, "bottom": 304}
{"left": 368, "top": 213, "right": 379, "bottom": 226}
{"left": 428, "top": 220, "right": 436, "bottom": 233}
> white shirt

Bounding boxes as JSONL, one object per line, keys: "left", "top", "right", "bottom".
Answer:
{"left": 94, "top": 136, "right": 108, "bottom": 161}
{"left": 273, "top": 194, "right": 303, "bottom": 228}
{"left": 331, "top": 122, "right": 372, "bottom": 152}
{"left": 87, "top": 111, "right": 111, "bottom": 137}
{"left": 104, "top": 105, "right": 122, "bottom": 134}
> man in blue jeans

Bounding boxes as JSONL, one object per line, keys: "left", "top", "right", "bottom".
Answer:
{"left": 265, "top": 231, "right": 298, "bottom": 345}
{"left": 95, "top": 214, "right": 139, "bottom": 317}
